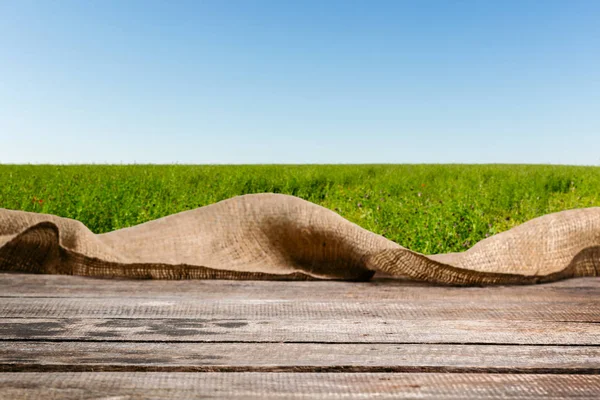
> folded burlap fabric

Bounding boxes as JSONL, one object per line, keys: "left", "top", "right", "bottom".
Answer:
{"left": 1, "top": 193, "right": 599, "bottom": 285}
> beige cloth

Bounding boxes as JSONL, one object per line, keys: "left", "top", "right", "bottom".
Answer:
{"left": 1, "top": 193, "right": 599, "bottom": 285}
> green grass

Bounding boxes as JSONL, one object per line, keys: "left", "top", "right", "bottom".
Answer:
{"left": 1, "top": 164, "right": 599, "bottom": 255}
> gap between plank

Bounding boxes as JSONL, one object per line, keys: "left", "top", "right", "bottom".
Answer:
{"left": 1, "top": 364, "right": 599, "bottom": 374}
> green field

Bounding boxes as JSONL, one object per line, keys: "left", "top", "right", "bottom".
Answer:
{"left": 1, "top": 164, "right": 599, "bottom": 255}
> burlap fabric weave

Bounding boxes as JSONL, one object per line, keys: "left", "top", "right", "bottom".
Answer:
{"left": 1, "top": 193, "right": 599, "bottom": 285}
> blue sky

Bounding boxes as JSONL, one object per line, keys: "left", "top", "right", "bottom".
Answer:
{"left": 1, "top": 0, "right": 599, "bottom": 164}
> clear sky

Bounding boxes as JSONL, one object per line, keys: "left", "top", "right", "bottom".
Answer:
{"left": 1, "top": 0, "right": 599, "bottom": 165}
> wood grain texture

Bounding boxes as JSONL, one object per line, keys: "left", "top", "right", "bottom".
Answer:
{"left": 1, "top": 317, "right": 599, "bottom": 344}
{"left": 2, "top": 342, "right": 600, "bottom": 373}
{"left": 2, "top": 273, "right": 600, "bottom": 398}
{"left": 2, "top": 297, "right": 600, "bottom": 322}
{"left": 2, "top": 372, "right": 600, "bottom": 399}
{"left": 2, "top": 273, "right": 600, "bottom": 300}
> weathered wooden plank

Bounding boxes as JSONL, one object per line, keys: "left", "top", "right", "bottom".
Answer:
{"left": 1, "top": 273, "right": 599, "bottom": 301}
{"left": 1, "top": 318, "right": 599, "bottom": 344}
{"left": 1, "top": 342, "right": 599, "bottom": 373}
{"left": 2, "top": 372, "right": 600, "bottom": 399}
{"left": 1, "top": 297, "right": 599, "bottom": 322}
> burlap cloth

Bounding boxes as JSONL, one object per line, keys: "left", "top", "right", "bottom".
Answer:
{"left": 1, "top": 194, "right": 599, "bottom": 285}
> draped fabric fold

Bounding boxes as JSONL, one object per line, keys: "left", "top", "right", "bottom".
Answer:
{"left": 1, "top": 193, "right": 599, "bottom": 285}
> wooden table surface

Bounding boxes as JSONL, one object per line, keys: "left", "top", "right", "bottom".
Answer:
{"left": 1, "top": 273, "right": 599, "bottom": 399}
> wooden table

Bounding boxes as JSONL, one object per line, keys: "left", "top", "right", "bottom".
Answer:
{"left": 1, "top": 273, "right": 599, "bottom": 399}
